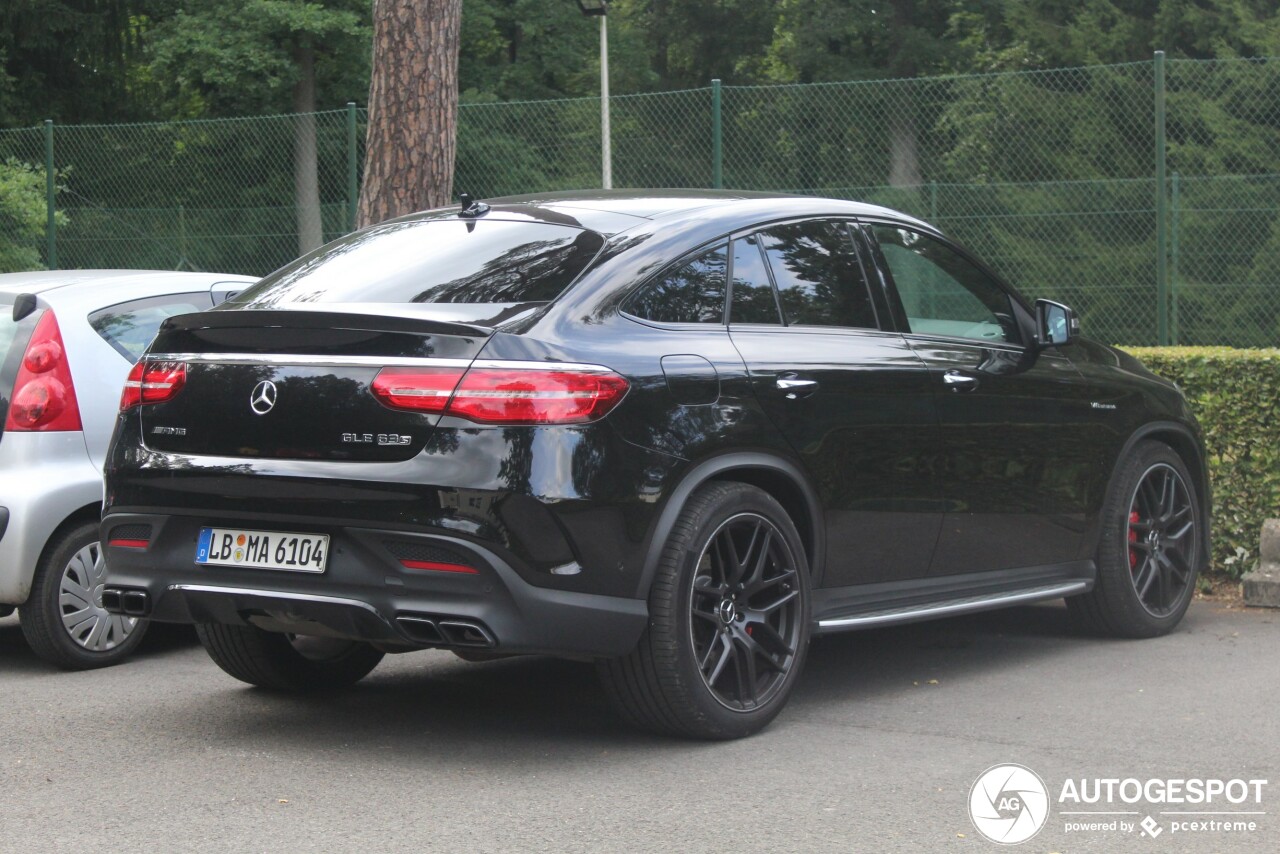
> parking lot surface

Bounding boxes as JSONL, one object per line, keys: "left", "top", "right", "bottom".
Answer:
{"left": 1, "top": 599, "right": 1275, "bottom": 853}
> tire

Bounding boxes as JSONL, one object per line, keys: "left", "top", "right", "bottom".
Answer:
{"left": 599, "top": 482, "right": 811, "bottom": 739}
{"left": 196, "top": 623, "right": 384, "bottom": 692}
{"left": 1069, "top": 440, "right": 1203, "bottom": 638}
{"left": 19, "top": 520, "right": 148, "bottom": 670}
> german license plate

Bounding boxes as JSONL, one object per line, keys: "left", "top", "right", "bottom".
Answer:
{"left": 196, "top": 527, "right": 328, "bottom": 573}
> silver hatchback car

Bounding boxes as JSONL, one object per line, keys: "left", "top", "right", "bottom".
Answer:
{"left": 0, "top": 270, "right": 253, "bottom": 669}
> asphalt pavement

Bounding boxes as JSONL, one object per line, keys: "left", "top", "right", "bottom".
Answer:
{"left": 1, "top": 598, "right": 1275, "bottom": 853}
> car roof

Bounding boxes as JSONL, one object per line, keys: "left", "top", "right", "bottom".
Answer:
{"left": 445, "top": 189, "right": 937, "bottom": 237}
{"left": 0, "top": 270, "right": 252, "bottom": 297}
{"left": 0, "top": 270, "right": 258, "bottom": 318}
{"left": 487, "top": 189, "right": 805, "bottom": 220}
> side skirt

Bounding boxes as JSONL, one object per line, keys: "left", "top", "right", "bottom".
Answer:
{"left": 811, "top": 560, "right": 1095, "bottom": 634}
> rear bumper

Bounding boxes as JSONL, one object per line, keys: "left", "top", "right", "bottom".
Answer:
{"left": 100, "top": 511, "right": 649, "bottom": 658}
{"left": 0, "top": 431, "right": 100, "bottom": 604}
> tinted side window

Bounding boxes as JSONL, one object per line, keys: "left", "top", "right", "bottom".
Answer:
{"left": 729, "top": 236, "right": 781, "bottom": 324}
{"left": 760, "top": 221, "right": 877, "bottom": 329}
{"left": 872, "top": 226, "right": 1019, "bottom": 344}
{"left": 625, "top": 243, "right": 727, "bottom": 323}
{"left": 90, "top": 293, "right": 213, "bottom": 361}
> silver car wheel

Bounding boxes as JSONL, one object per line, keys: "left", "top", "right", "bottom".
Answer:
{"left": 58, "top": 541, "right": 138, "bottom": 652}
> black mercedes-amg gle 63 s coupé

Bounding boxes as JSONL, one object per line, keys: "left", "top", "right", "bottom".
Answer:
{"left": 102, "top": 191, "right": 1208, "bottom": 739}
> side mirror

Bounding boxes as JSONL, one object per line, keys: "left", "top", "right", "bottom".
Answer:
{"left": 1036, "top": 299, "right": 1079, "bottom": 347}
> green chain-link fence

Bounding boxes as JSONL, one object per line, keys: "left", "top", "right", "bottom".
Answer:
{"left": 2, "top": 54, "right": 1279, "bottom": 346}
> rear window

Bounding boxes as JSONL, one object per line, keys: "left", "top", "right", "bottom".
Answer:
{"left": 228, "top": 219, "right": 605, "bottom": 308}
{"left": 90, "top": 293, "right": 213, "bottom": 361}
{"left": 0, "top": 311, "right": 19, "bottom": 363}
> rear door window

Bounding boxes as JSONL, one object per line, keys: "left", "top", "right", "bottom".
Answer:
{"left": 759, "top": 221, "right": 878, "bottom": 329}
{"left": 729, "top": 236, "right": 782, "bottom": 324}
{"left": 89, "top": 293, "right": 213, "bottom": 361}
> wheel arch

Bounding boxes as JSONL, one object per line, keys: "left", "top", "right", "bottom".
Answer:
{"left": 1094, "top": 421, "right": 1211, "bottom": 566}
{"left": 32, "top": 503, "right": 103, "bottom": 582}
{"left": 634, "top": 453, "right": 825, "bottom": 598}
{"left": 1, "top": 498, "right": 102, "bottom": 605}
{"left": 40, "top": 504, "right": 103, "bottom": 554}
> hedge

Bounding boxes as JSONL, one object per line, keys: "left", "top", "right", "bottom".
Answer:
{"left": 1121, "top": 347, "right": 1280, "bottom": 578}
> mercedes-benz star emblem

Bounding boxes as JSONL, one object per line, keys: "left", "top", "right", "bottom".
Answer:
{"left": 250, "top": 380, "right": 278, "bottom": 415}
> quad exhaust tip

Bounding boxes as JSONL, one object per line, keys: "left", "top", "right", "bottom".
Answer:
{"left": 395, "top": 614, "right": 496, "bottom": 649}
{"left": 102, "top": 587, "right": 151, "bottom": 617}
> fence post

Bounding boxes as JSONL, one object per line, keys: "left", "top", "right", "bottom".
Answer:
{"left": 177, "top": 203, "right": 188, "bottom": 270}
{"left": 1170, "top": 171, "right": 1180, "bottom": 345}
{"left": 346, "top": 101, "right": 359, "bottom": 232}
{"left": 711, "top": 79, "right": 723, "bottom": 189}
{"left": 44, "top": 119, "right": 56, "bottom": 270}
{"left": 1154, "top": 50, "right": 1169, "bottom": 346}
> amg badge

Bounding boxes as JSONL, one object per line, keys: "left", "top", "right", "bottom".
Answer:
{"left": 342, "top": 432, "right": 412, "bottom": 446}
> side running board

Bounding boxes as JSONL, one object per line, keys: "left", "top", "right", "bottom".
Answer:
{"left": 815, "top": 580, "right": 1091, "bottom": 632}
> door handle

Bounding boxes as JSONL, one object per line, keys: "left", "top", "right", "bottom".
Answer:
{"left": 943, "top": 370, "right": 980, "bottom": 392}
{"left": 776, "top": 375, "right": 819, "bottom": 399}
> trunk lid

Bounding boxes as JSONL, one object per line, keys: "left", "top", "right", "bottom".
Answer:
{"left": 138, "top": 307, "right": 498, "bottom": 462}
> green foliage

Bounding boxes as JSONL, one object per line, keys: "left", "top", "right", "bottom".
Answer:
{"left": 1122, "top": 346, "right": 1280, "bottom": 577}
{"left": 148, "top": 0, "right": 370, "bottom": 116}
{"left": 0, "top": 158, "right": 65, "bottom": 272}
{"left": 460, "top": 0, "right": 649, "bottom": 100}
{"left": 0, "top": 0, "right": 175, "bottom": 125}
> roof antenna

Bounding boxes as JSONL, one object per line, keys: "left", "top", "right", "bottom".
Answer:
{"left": 458, "top": 193, "right": 490, "bottom": 218}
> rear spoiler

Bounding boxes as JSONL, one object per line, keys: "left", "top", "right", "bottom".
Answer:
{"left": 158, "top": 308, "right": 495, "bottom": 339}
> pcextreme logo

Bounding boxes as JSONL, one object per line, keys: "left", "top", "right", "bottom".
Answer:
{"left": 968, "top": 765, "right": 1268, "bottom": 845}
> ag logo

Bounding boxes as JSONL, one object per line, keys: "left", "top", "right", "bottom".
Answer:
{"left": 968, "top": 764, "right": 1050, "bottom": 845}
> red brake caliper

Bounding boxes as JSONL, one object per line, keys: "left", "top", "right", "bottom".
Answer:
{"left": 1127, "top": 509, "right": 1141, "bottom": 570}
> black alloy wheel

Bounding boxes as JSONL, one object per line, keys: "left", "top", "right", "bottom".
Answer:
{"left": 1069, "top": 440, "right": 1201, "bottom": 638}
{"left": 689, "top": 512, "right": 805, "bottom": 711}
{"left": 1125, "top": 462, "right": 1198, "bottom": 617}
{"left": 599, "top": 482, "right": 811, "bottom": 739}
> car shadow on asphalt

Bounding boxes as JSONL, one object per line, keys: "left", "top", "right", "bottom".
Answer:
{"left": 795, "top": 600, "right": 1087, "bottom": 706}
{"left": 0, "top": 618, "right": 199, "bottom": 674}
{"left": 169, "top": 600, "right": 1107, "bottom": 753}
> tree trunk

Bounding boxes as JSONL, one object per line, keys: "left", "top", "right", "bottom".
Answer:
{"left": 650, "top": 0, "right": 669, "bottom": 80}
{"left": 883, "top": 1, "right": 924, "bottom": 190}
{"left": 358, "top": 0, "right": 462, "bottom": 228}
{"left": 888, "top": 111, "right": 920, "bottom": 188}
{"left": 293, "top": 45, "right": 324, "bottom": 255}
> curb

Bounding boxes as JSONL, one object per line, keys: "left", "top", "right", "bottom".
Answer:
{"left": 1242, "top": 519, "right": 1280, "bottom": 608}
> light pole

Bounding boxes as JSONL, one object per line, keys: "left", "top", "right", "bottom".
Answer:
{"left": 576, "top": 1, "right": 611, "bottom": 189}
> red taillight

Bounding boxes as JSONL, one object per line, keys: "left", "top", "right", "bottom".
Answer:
{"left": 5, "top": 311, "right": 82, "bottom": 432}
{"left": 371, "top": 364, "right": 628, "bottom": 425}
{"left": 370, "top": 367, "right": 465, "bottom": 414}
{"left": 120, "top": 360, "right": 187, "bottom": 411}
{"left": 450, "top": 368, "right": 629, "bottom": 424}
